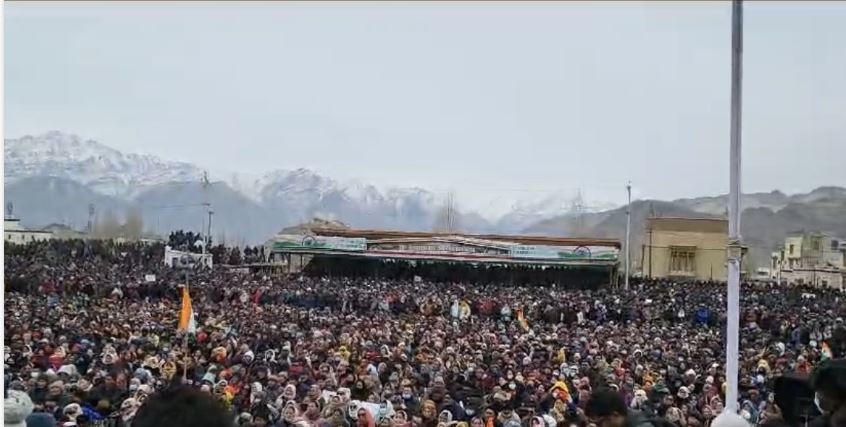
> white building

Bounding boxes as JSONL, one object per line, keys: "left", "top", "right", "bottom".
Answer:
{"left": 771, "top": 232, "right": 846, "bottom": 289}
{"left": 4, "top": 217, "right": 53, "bottom": 244}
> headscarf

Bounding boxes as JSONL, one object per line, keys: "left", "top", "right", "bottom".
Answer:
{"left": 549, "top": 381, "right": 572, "bottom": 403}
{"left": 283, "top": 400, "right": 302, "bottom": 423}
{"left": 356, "top": 407, "right": 376, "bottom": 427}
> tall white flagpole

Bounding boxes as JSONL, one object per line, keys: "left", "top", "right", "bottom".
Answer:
{"left": 625, "top": 181, "right": 631, "bottom": 291}
{"left": 726, "top": 0, "right": 743, "bottom": 413}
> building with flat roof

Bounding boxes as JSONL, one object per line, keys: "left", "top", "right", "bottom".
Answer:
{"left": 4, "top": 217, "right": 53, "bottom": 244}
{"left": 642, "top": 217, "right": 732, "bottom": 281}
{"left": 770, "top": 232, "right": 845, "bottom": 289}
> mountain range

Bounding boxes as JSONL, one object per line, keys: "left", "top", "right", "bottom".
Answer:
{"left": 4, "top": 132, "right": 504, "bottom": 244}
{"left": 5, "top": 131, "right": 845, "bottom": 268}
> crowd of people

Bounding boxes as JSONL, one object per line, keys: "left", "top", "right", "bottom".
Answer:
{"left": 5, "top": 239, "right": 846, "bottom": 427}
{"left": 167, "top": 230, "right": 267, "bottom": 266}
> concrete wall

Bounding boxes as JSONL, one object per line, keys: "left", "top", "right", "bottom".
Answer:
{"left": 781, "top": 268, "right": 844, "bottom": 290}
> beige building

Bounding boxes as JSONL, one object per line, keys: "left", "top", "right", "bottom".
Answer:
{"left": 642, "top": 217, "right": 731, "bottom": 281}
{"left": 4, "top": 217, "right": 53, "bottom": 244}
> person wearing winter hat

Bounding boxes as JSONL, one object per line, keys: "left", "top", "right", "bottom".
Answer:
{"left": 26, "top": 411, "right": 56, "bottom": 427}
{"left": 809, "top": 359, "right": 846, "bottom": 427}
{"left": 133, "top": 386, "right": 231, "bottom": 427}
{"left": 586, "top": 389, "right": 657, "bottom": 427}
{"left": 235, "top": 412, "right": 253, "bottom": 426}
{"left": 5, "top": 390, "right": 34, "bottom": 427}
{"left": 61, "top": 403, "right": 84, "bottom": 427}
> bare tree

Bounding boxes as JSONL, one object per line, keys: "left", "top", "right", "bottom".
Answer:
{"left": 433, "top": 191, "right": 460, "bottom": 233}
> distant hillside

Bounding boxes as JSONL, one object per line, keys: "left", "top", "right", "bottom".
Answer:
{"left": 132, "top": 181, "right": 278, "bottom": 245}
{"left": 5, "top": 176, "right": 128, "bottom": 230}
{"left": 4, "top": 132, "right": 844, "bottom": 250}
{"left": 524, "top": 188, "right": 846, "bottom": 271}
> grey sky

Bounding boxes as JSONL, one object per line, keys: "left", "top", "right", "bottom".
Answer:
{"left": 6, "top": 1, "right": 845, "bottom": 215}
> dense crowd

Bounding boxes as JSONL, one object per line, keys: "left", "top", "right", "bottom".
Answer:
{"left": 166, "top": 230, "right": 266, "bottom": 266}
{"left": 5, "top": 239, "right": 846, "bottom": 427}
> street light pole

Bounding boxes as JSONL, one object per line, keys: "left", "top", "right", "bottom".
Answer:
{"left": 625, "top": 181, "right": 632, "bottom": 291}
{"left": 726, "top": 0, "right": 744, "bottom": 414}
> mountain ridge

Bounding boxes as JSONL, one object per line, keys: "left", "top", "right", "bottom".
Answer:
{"left": 5, "top": 132, "right": 844, "bottom": 259}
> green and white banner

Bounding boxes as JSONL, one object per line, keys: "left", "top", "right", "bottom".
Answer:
{"left": 509, "top": 245, "right": 618, "bottom": 261}
{"left": 272, "top": 234, "right": 366, "bottom": 252}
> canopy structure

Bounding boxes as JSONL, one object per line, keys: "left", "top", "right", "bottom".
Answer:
{"left": 268, "top": 227, "right": 621, "bottom": 285}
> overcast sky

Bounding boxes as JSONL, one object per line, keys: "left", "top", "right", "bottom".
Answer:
{"left": 6, "top": 1, "right": 845, "bottom": 215}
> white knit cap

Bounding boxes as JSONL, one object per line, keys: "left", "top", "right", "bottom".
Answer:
{"left": 4, "top": 390, "right": 34, "bottom": 427}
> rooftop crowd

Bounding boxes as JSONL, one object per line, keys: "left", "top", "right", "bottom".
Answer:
{"left": 4, "top": 239, "right": 846, "bottom": 427}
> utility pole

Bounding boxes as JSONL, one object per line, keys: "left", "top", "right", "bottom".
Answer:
{"left": 201, "top": 171, "right": 211, "bottom": 265}
{"left": 87, "top": 204, "right": 95, "bottom": 235}
{"left": 648, "top": 202, "right": 655, "bottom": 278}
{"left": 208, "top": 209, "right": 214, "bottom": 248}
{"left": 625, "top": 181, "right": 632, "bottom": 291}
{"left": 726, "top": 0, "right": 743, "bottom": 413}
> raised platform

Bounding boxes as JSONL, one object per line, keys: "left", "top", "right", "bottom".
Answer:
{"left": 269, "top": 228, "right": 620, "bottom": 268}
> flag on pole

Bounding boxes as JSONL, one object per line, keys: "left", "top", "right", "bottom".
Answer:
{"left": 516, "top": 308, "right": 530, "bottom": 332}
{"left": 178, "top": 286, "right": 197, "bottom": 334}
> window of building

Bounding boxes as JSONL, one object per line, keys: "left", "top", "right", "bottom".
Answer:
{"left": 670, "top": 247, "right": 696, "bottom": 275}
{"left": 833, "top": 240, "right": 841, "bottom": 251}
{"left": 789, "top": 244, "right": 795, "bottom": 255}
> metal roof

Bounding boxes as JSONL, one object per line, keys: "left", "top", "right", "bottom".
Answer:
{"left": 307, "top": 227, "right": 621, "bottom": 248}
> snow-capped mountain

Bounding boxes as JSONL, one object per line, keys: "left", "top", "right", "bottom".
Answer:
{"left": 3, "top": 132, "right": 455, "bottom": 239}
{"left": 496, "top": 191, "right": 620, "bottom": 233}
{"left": 1, "top": 131, "right": 622, "bottom": 239}
{"left": 5, "top": 131, "right": 203, "bottom": 198}
{"left": 6, "top": 131, "right": 844, "bottom": 254}
{"left": 250, "top": 168, "right": 437, "bottom": 229}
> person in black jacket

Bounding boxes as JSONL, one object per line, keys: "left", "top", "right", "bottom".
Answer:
{"left": 809, "top": 359, "right": 846, "bottom": 427}
{"left": 133, "top": 386, "right": 231, "bottom": 427}
{"left": 586, "top": 389, "right": 659, "bottom": 427}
